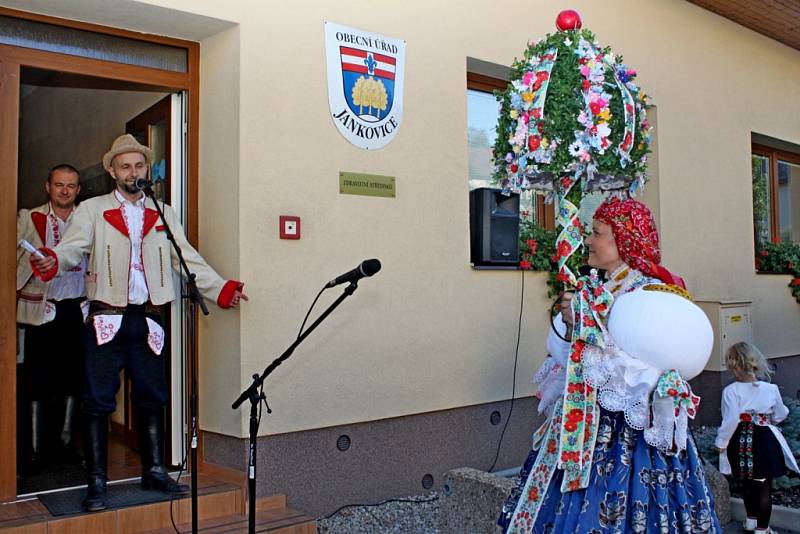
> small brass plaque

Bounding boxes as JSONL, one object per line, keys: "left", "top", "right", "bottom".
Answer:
{"left": 339, "top": 172, "right": 396, "bottom": 198}
{"left": 730, "top": 315, "right": 742, "bottom": 323}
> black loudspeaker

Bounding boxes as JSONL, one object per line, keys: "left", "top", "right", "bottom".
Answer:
{"left": 470, "top": 187, "right": 520, "bottom": 266}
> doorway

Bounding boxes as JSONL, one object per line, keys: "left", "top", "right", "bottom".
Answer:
{"left": 0, "top": 8, "right": 201, "bottom": 503}
{"left": 15, "top": 69, "right": 186, "bottom": 496}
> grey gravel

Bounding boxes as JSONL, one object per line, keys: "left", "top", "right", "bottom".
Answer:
{"left": 317, "top": 492, "right": 440, "bottom": 534}
{"left": 316, "top": 492, "right": 790, "bottom": 533}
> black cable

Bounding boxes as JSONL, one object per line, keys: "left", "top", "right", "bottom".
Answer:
{"left": 298, "top": 287, "right": 327, "bottom": 340}
{"left": 487, "top": 268, "right": 525, "bottom": 473}
{"left": 169, "top": 451, "right": 189, "bottom": 533}
{"left": 549, "top": 298, "right": 571, "bottom": 343}
{"left": 319, "top": 494, "right": 440, "bottom": 521}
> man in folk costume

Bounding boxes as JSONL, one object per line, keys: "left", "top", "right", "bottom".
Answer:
{"left": 17, "top": 164, "right": 87, "bottom": 469}
{"left": 31, "top": 134, "right": 248, "bottom": 512}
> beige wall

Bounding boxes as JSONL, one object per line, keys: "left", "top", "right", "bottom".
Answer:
{"left": 197, "top": 25, "right": 243, "bottom": 437}
{"left": 18, "top": 86, "right": 165, "bottom": 208}
{"left": 14, "top": 0, "right": 800, "bottom": 438}
{"left": 164, "top": 0, "right": 800, "bottom": 437}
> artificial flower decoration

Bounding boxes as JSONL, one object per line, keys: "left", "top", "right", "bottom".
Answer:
{"left": 494, "top": 10, "right": 653, "bottom": 285}
{"left": 494, "top": 14, "right": 651, "bottom": 194}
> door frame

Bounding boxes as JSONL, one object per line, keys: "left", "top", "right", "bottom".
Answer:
{"left": 0, "top": 6, "right": 201, "bottom": 502}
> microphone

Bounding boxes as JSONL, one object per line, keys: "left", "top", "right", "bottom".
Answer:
{"left": 134, "top": 177, "right": 153, "bottom": 191}
{"left": 326, "top": 259, "right": 381, "bottom": 288}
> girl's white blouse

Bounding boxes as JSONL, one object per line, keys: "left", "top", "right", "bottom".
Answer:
{"left": 715, "top": 380, "right": 798, "bottom": 475}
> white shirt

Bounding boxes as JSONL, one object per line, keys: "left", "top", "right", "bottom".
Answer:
{"left": 715, "top": 380, "right": 789, "bottom": 449}
{"left": 46, "top": 204, "right": 86, "bottom": 301}
{"left": 115, "top": 190, "right": 149, "bottom": 304}
{"left": 715, "top": 380, "right": 799, "bottom": 475}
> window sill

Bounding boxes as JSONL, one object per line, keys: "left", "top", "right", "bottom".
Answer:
{"left": 471, "top": 264, "right": 520, "bottom": 271}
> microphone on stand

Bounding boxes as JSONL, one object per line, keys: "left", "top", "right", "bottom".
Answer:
{"left": 326, "top": 259, "right": 381, "bottom": 288}
{"left": 134, "top": 177, "right": 154, "bottom": 191}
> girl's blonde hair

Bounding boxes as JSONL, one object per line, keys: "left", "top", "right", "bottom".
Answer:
{"left": 726, "top": 341, "right": 772, "bottom": 381}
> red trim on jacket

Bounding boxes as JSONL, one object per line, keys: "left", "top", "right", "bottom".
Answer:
{"left": 31, "top": 247, "right": 59, "bottom": 282}
{"left": 217, "top": 280, "right": 244, "bottom": 309}
{"left": 31, "top": 211, "right": 47, "bottom": 244}
{"left": 142, "top": 209, "right": 160, "bottom": 237}
{"left": 103, "top": 208, "right": 129, "bottom": 237}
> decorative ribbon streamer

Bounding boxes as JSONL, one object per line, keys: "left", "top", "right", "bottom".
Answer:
{"left": 506, "top": 48, "right": 558, "bottom": 192}
{"left": 654, "top": 369, "right": 700, "bottom": 419}
{"left": 557, "top": 272, "right": 613, "bottom": 492}
{"left": 607, "top": 60, "right": 637, "bottom": 166}
{"left": 507, "top": 402, "right": 564, "bottom": 533}
{"left": 571, "top": 269, "right": 613, "bottom": 347}
{"left": 554, "top": 173, "right": 581, "bottom": 287}
{"left": 529, "top": 49, "right": 558, "bottom": 121}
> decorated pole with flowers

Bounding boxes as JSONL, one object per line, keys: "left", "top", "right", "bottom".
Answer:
{"left": 497, "top": 14, "right": 656, "bottom": 523}
{"left": 493, "top": 10, "right": 652, "bottom": 286}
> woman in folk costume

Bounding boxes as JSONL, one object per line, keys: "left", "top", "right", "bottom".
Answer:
{"left": 498, "top": 197, "right": 722, "bottom": 534}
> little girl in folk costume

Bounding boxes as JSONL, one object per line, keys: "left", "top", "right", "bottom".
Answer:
{"left": 715, "top": 342, "right": 799, "bottom": 533}
{"left": 499, "top": 197, "right": 722, "bottom": 533}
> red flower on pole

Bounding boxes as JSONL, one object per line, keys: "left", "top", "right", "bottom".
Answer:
{"left": 520, "top": 259, "right": 532, "bottom": 270}
{"left": 528, "top": 135, "right": 541, "bottom": 151}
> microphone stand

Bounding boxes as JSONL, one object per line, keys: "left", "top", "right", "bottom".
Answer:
{"left": 141, "top": 184, "right": 207, "bottom": 534}
{"left": 232, "top": 281, "right": 359, "bottom": 534}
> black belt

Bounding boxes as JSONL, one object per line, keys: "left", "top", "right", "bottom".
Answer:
{"left": 88, "top": 301, "right": 163, "bottom": 318}
{"left": 47, "top": 297, "right": 86, "bottom": 305}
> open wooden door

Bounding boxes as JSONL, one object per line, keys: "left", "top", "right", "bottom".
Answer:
{"left": 122, "top": 94, "right": 188, "bottom": 468}
{"left": 0, "top": 7, "right": 199, "bottom": 502}
{"left": 0, "top": 57, "right": 21, "bottom": 503}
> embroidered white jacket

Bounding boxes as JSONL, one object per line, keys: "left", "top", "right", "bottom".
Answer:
{"left": 36, "top": 192, "right": 241, "bottom": 308}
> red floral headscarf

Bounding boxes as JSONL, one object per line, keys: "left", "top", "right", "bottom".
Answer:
{"left": 593, "top": 197, "right": 686, "bottom": 288}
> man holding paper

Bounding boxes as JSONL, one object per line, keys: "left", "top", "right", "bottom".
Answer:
{"left": 16, "top": 164, "right": 87, "bottom": 470}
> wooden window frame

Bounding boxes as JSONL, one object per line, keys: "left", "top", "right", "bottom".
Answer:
{"left": 753, "top": 142, "right": 800, "bottom": 247}
{"left": 466, "top": 72, "right": 555, "bottom": 230}
{"left": 0, "top": 6, "right": 201, "bottom": 502}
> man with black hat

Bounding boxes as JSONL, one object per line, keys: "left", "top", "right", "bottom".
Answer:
{"left": 30, "top": 134, "right": 247, "bottom": 512}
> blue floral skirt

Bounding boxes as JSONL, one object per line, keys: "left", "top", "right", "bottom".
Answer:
{"left": 498, "top": 409, "right": 722, "bottom": 533}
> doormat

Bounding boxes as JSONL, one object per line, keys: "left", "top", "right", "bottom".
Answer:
{"left": 38, "top": 481, "right": 184, "bottom": 516}
{"left": 18, "top": 464, "right": 85, "bottom": 495}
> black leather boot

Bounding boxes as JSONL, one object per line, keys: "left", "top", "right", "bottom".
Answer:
{"left": 138, "top": 408, "right": 189, "bottom": 494}
{"left": 82, "top": 414, "right": 109, "bottom": 512}
{"left": 29, "top": 401, "right": 43, "bottom": 473}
